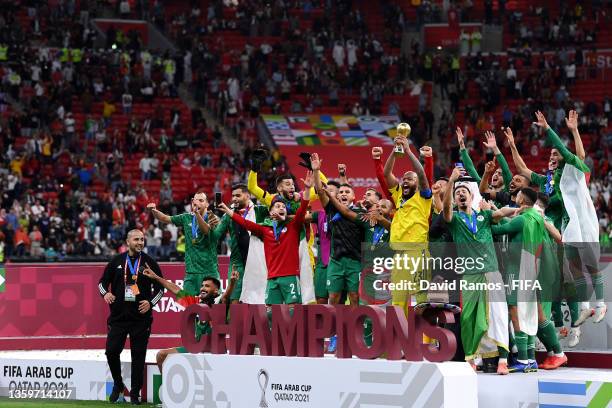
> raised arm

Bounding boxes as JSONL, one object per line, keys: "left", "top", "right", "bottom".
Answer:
{"left": 218, "top": 202, "right": 266, "bottom": 237}
{"left": 533, "top": 111, "right": 578, "bottom": 167}
{"left": 247, "top": 170, "right": 273, "bottom": 206}
{"left": 420, "top": 146, "right": 434, "bottom": 187}
{"left": 457, "top": 126, "right": 482, "bottom": 182}
{"left": 479, "top": 160, "right": 496, "bottom": 195}
{"left": 194, "top": 211, "right": 211, "bottom": 235}
{"left": 310, "top": 153, "right": 329, "bottom": 207}
{"left": 142, "top": 264, "right": 181, "bottom": 295}
{"left": 484, "top": 130, "right": 512, "bottom": 189}
{"left": 398, "top": 137, "right": 430, "bottom": 192}
{"left": 443, "top": 166, "right": 462, "bottom": 223}
{"left": 372, "top": 147, "right": 394, "bottom": 201}
{"left": 565, "top": 110, "right": 585, "bottom": 161}
{"left": 147, "top": 203, "right": 171, "bottom": 224}
{"left": 504, "top": 126, "right": 534, "bottom": 180}
{"left": 432, "top": 182, "right": 444, "bottom": 214}
{"left": 220, "top": 266, "right": 239, "bottom": 304}
{"left": 383, "top": 147, "right": 399, "bottom": 189}
{"left": 337, "top": 164, "right": 348, "bottom": 185}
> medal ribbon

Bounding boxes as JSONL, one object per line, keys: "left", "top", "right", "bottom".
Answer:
{"left": 545, "top": 171, "right": 553, "bottom": 195}
{"left": 272, "top": 221, "right": 280, "bottom": 241}
{"left": 242, "top": 205, "right": 251, "bottom": 220}
{"left": 458, "top": 211, "right": 478, "bottom": 235}
{"left": 191, "top": 213, "right": 206, "bottom": 241}
{"left": 124, "top": 253, "right": 141, "bottom": 283}
{"left": 373, "top": 226, "right": 385, "bottom": 244}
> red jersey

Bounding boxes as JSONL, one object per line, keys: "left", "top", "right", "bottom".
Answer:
{"left": 231, "top": 199, "right": 308, "bottom": 279}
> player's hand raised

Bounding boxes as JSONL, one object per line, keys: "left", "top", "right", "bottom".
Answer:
{"left": 371, "top": 147, "right": 383, "bottom": 160}
{"left": 456, "top": 127, "right": 465, "bottom": 148}
{"left": 533, "top": 111, "right": 550, "bottom": 130}
{"left": 420, "top": 146, "right": 433, "bottom": 157}
{"left": 310, "top": 153, "right": 322, "bottom": 171}
{"left": 503, "top": 127, "right": 515, "bottom": 146}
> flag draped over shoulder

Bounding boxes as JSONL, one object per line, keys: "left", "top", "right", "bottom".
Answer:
{"left": 240, "top": 206, "right": 269, "bottom": 304}
{"left": 559, "top": 162, "right": 600, "bottom": 268}
{"left": 517, "top": 208, "right": 545, "bottom": 336}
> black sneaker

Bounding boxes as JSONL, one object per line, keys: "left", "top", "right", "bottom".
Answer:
{"left": 130, "top": 393, "right": 141, "bottom": 405}
{"left": 109, "top": 383, "right": 124, "bottom": 403}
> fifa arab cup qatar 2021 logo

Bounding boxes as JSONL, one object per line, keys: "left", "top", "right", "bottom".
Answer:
{"left": 257, "top": 369, "right": 270, "bottom": 407}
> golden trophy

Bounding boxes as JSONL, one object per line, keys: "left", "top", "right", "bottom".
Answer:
{"left": 394, "top": 122, "right": 411, "bottom": 154}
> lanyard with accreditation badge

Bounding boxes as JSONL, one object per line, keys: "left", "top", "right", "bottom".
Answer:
{"left": 124, "top": 253, "right": 141, "bottom": 302}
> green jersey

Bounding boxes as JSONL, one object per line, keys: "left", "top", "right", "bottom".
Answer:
{"left": 446, "top": 210, "right": 499, "bottom": 274}
{"left": 214, "top": 205, "right": 268, "bottom": 269}
{"left": 531, "top": 128, "right": 591, "bottom": 230}
{"left": 171, "top": 213, "right": 220, "bottom": 278}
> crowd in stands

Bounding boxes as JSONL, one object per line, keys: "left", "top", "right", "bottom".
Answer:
{"left": 0, "top": 0, "right": 610, "bottom": 261}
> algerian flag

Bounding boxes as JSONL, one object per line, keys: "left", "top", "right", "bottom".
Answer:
{"left": 240, "top": 206, "right": 269, "bottom": 304}
{"left": 517, "top": 208, "right": 545, "bottom": 336}
{"left": 559, "top": 162, "right": 600, "bottom": 268}
{"left": 0, "top": 266, "right": 5, "bottom": 292}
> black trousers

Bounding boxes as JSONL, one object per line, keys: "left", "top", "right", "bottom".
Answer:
{"left": 105, "top": 318, "right": 151, "bottom": 396}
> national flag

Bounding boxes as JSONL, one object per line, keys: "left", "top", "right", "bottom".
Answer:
{"left": 287, "top": 116, "right": 312, "bottom": 130}
{"left": 296, "top": 136, "right": 320, "bottom": 146}
{"left": 313, "top": 122, "right": 336, "bottom": 130}
{"left": 332, "top": 115, "right": 357, "bottom": 129}
{"left": 287, "top": 115, "right": 310, "bottom": 123}
{"left": 340, "top": 130, "right": 365, "bottom": 138}
{"left": 241, "top": 207, "right": 269, "bottom": 304}
{"left": 538, "top": 380, "right": 588, "bottom": 407}
{"left": 273, "top": 136, "right": 298, "bottom": 146}
{"left": 366, "top": 130, "right": 395, "bottom": 145}
{"left": 291, "top": 129, "right": 316, "bottom": 138}
{"left": 318, "top": 114, "right": 334, "bottom": 124}
{"left": 559, "top": 161, "right": 600, "bottom": 268}
{"left": 0, "top": 267, "right": 5, "bottom": 293}
{"left": 360, "top": 121, "right": 386, "bottom": 131}
{"left": 270, "top": 129, "right": 292, "bottom": 137}
{"left": 344, "top": 137, "right": 369, "bottom": 146}
{"left": 517, "top": 207, "right": 546, "bottom": 335}
{"left": 262, "top": 114, "right": 286, "bottom": 122}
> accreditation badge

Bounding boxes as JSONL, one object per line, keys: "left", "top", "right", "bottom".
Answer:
{"left": 125, "top": 286, "right": 136, "bottom": 302}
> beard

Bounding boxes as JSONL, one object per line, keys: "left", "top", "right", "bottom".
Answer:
{"left": 200, "top": 292, "right": 217, "bottom": 306}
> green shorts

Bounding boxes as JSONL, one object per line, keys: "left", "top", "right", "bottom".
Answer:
{"left": 327, "top": 257, "right": 361, "bottom": 294}
{"left": 265, "top": 276, "right": 302, "bottom": 305}
{"left": 184, "top": 270, "right": 221, "bottom": 296}
{"left": 183, "top": 273, "right": 205, "bottom": 296}
{"left": 229, "top": 264, "right": 245, "bottom": 301}
{"left": 314, "top": 263, "right": 328, "bottom": 299}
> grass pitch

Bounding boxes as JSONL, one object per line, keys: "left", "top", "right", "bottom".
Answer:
{"left": 0, "top": 398, "right": 156, "bottom": 407}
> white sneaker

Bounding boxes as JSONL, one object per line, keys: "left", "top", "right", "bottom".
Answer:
{"left": 593, "top": 304, "right": 607, "bottom": 323}
{"left": 535, "top": 337, "right": 546, "bottom": 352}
{"left": 573, "top": 308, "right": 594, "bottom": 326}
{"left": 568, "top": 327, "right": 581, "bottom": 348}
